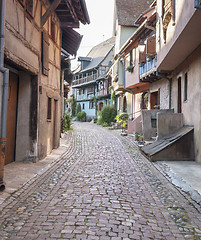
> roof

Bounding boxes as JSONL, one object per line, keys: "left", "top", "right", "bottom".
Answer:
{"left": 77, "top": 37, "right": 115, "bottom": 73}
{"left": 46, "top": 0, "right": 90, "bottom": 56}
{"left": 115, "top": 0, "right": 150, "bottom": 26}
{"left": 50, "top": 0, "right": 90, "bottom": 26}
{"left": 62, "top": 28, "right": 83, "bottom": 56}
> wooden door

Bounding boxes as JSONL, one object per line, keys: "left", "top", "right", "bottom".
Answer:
{"left": 5, "top": 72, "right": 18, "bottom": 165}
{"left": 52, "top": 100, "right": 57, "bottom": 149}
{"left": 178, "top": 77, "right": 182, "bottom": 113}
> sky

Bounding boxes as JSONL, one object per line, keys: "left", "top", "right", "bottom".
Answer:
{"left": 71, "top": 0, "right": 115, "bottom": 70}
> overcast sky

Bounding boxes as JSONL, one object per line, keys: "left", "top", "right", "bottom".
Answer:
{"left": 71, "top": 0, "right": 115, "bottom": 70}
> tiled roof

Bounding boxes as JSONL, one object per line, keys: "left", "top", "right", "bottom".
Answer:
{"left": 79, "top": 37, "right": 115, "bottom": 73}
{"left": 116, "top": 0, "right": 150, "bottom": 26}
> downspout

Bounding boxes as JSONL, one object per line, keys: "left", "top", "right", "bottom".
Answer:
{"left": 0, "top": 0, "right": 9, "bottom": 191}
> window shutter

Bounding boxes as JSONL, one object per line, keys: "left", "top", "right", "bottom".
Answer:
{"left": 42, "top": 31, "right": 49, "bottom": 76}
{"left": 139, "top": 51, "right": 146, "bottom": 63}
{"left": 147, "top": 36, "right": 156, "bottom": 56}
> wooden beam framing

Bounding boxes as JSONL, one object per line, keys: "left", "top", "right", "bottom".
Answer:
{"left": 64, "top": 0, "right": 79, "bottom": 23}
{"left": 60, "top": 22, "right": 80, "bottom": 28}
{"left": 41, "top": 0, "right": 61, "bottom": 27}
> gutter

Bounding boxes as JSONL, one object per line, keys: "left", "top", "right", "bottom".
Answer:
{"left": 0, "top": 0, "right": 9, "bottom": 191}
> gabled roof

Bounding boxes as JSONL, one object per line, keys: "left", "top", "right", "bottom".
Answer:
{"left": 77, "top": 37, "right": 115, "bottom": 73}
{"left": 115, "top": 0, "right": 150, "bottom": 26}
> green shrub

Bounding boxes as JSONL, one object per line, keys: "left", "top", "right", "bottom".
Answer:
{"left": 99, "top": 105, "right": 117, "bottom": 125}
{"left": 115, "top": 112, "right": 129, "bottom": 129}
{"left": 93, "top": 117, "right": 98, "bottom": 123}
{"left": 63, "top": 114, "right": 72, "bottom": 131}
{"left": 77, "top": 111, "right": 86, "bottom": 122}
{"left": 76, "top": 103, "right": 81, "bottom": 114}
{"left": 102, "top": 122, "right": 110, "bottom": 127}
{"left": 97, "top": 116, "right": 103, "bottom": 125}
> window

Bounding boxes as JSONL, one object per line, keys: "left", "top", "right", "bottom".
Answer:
{"left": 89, "top": 101, "right": 94, "bottom": 109}
{"left": 41, "top": 31, "right": 49, "bottom": 76}
{"left": 51, "top": 18, "right": 56, "bottom": 42}
{"left": 82, "top": 89, "right": 85, "bottom": 94}
{"left": 26, "top": 0, "right": 33, "bottom": 16}
{"left": 184, "top": 72, "right": 188, "bottom": 102}
{"left": 47, "top": 97, "right": 52, "bottom": 120}
{"left": 83, "top": 104, "right": 85, "bottom": 110}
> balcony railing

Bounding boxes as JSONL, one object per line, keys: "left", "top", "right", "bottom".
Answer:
{"left": 73, "top": 73, "right": 98, "bottom": 86}
{"left": 139, "top": 55, "right": 157, "bottom": 77}
{"left": 76, "top": 93, "right": 95, "bottom": 101}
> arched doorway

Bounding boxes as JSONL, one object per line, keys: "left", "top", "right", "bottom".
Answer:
{"left": 98, "top": 102, "right": 104, "bottom": 111}
{"left": 123, "top": 96, "right": 127, "bottom": 112}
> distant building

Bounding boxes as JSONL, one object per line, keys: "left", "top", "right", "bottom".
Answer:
{"left": 72, "top": 37, "right": 115, "bottom": 120}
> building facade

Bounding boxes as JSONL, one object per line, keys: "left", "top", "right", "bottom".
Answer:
{"left": 0, "top": 0, "right": 89, "bottom": 189}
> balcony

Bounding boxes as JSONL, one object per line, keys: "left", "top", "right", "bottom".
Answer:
{"left": 139, "top": 55, "right": 158, "bottom": 82}
{"left": 72, "top": 73, "right": 98, "bottom": 87}
{"left": 76, "top": 93, "right": 95, "bottom": 101}
{"left": 97, "top": 89, "right": 110, "bottom": 98}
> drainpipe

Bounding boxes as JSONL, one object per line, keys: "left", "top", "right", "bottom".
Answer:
{"left": 0, "top": 0, "right": 9, "bottom": 191}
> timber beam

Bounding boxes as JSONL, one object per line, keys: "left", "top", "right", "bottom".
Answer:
{"left": 41, "top": 0, "right": 62, "bottom": 27}
{"left": 60, "top": 22, "right": 79, "bottom": 28}
{"left": 64, "top": 0, "right": 79, "bottom": 23}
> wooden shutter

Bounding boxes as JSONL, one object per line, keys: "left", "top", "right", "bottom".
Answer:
{"left": 139, "top": 51, "right": 146, "bottom": 63}
{"left": 42, "top": 31, "right": 49, "bottom": 76}
{"left": 147, "top": 36, "right": 156, "bottom": 56}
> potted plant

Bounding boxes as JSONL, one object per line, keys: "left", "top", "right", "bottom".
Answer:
{"left": 146, "top": 56, "right": 153, "bottom": 62}
{"left": 115, "top": 112, "right": 129, "bottom": 135}
{"left": 126, "top": 66, "right": 134, "bottom": 72}
{"left": 138, "top": 62, "right": 144, "bottom": 67}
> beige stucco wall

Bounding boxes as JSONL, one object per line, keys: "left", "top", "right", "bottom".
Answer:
{"left": 171, "top": 46, "right": 201, "bottom": 163}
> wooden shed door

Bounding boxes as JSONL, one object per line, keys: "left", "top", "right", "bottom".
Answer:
{"left": 5, "top": 72, "right": 18, "bottom": 165}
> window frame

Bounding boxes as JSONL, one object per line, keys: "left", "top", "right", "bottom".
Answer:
{"left": 184, "top": 72, "right": 188, "bottom": 102}
{"left": 47, "top": 97, "right": 52, "bottom": 121}
{"left": 51, "top": 17, "right": 56, "bottom": 42}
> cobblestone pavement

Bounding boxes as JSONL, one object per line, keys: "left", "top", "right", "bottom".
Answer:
{"left": 0, "top": 122, "right": 201, "bottom": 240}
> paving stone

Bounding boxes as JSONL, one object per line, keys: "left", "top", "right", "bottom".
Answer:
{"left": 0, "top": 123, "right": 200, "bottom": 239}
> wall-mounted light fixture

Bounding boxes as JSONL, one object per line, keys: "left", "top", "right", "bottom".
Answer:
{"left": 138, "top": 40, "right": 146, "bottom": 53}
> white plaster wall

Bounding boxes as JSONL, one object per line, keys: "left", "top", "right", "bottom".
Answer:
{"left": 171, "top": 46, "right": 201, "bottom": 163}
{"left": 15, "top": 72, "right": 31, "bottom": 162}
{"left": 134, "top": 93, "right": 142, "bottom": 118}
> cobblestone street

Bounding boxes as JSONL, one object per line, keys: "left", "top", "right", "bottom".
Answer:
{"left": 0, "top": 122, "right": 201, "bottom": 240}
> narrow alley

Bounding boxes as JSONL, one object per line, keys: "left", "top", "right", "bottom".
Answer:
{"left": 0, "top": 122, "right": 201, "bottom": 240}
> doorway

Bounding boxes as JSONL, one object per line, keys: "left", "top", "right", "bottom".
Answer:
{"left": 98, "top": 102, "right": 104, "bottom": 111}
{"left": 177, "top": 77, "right": 182, "bottom": 113}
{"left": 150, "top": 90, "right": 160, "bottom": 109}
{"left": 5, "top": 72, "right": 18, "bottom": 165}
{"left": 123, "top": 96, "right": 127, "bottom": 112}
